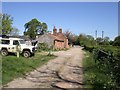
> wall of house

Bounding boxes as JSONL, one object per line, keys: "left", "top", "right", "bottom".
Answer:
{"left": 64, "top": 38, "right": 69, "bottom": 48}
{"left": 54, "top": 40, "right": 65, "bottom": 49}
{"left": 57, "top": 29, "right": 69, "bottom": 48}
{"left": 37, "top": 34, "right": 54, "bottom": 48}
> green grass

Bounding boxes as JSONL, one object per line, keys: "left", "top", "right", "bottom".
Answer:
{"left": 83, "top": 51, "right": 95, "bottom": 88}
{"left": 83, "top": 51, "right": 115, "bottom": 88}
{"left": 0, "top": 55, "right": 2, "bottom": 86}
{"left": 2, "top": 53, "right": 56, "bottom": 85}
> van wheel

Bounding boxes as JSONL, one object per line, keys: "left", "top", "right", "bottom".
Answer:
{"left": 23, "top": 51, "right": 31, "bottom": 58}
{"left": 1, "top": 49, "right": 8, "bottom": 56}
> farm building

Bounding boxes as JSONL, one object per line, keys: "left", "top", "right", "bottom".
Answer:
{"left": 36, "top": 27, "right": 69, "bottom": 49}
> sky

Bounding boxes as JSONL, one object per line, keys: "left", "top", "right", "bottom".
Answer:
{"left": 2, "top": 2, "right": 119, "bottom": 40}
{"left": 1, "top": 0, "right": 120, "bottom": 2}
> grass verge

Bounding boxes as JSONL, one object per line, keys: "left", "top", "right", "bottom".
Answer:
{"left": 83, "top": 51, "right": 115, "bottom": 88}
{"left": 2, "top": 53, "right": 56, "bottom": 85}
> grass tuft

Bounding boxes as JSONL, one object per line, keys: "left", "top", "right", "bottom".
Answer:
{"left": 2, "top": 53, "right": 56, "bottom": 85}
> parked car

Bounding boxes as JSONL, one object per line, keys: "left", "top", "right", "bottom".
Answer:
{"left": 0, "top": 35, "right": 35, "bottom": 58}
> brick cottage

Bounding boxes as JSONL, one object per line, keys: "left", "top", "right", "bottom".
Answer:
{"left": 36, "top": 27, "right": 69, "bottom": 49}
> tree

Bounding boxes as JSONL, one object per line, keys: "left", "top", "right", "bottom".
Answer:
{"left": 64, "top": 30, "right": 77, "bottom": 45}
{"left": 9, "top": 27, "right": 19, "bottom": 36}
{"left": 69, "top": 34, "right": 78, "bottom": 45}
{"left": 86, "top": 35, "right": 96, "bottom": 45}
{"left": 2, "top": 14, "right": 13, "bottom": 34}
{"left": 113, "top": 36, "right": 120, "bottom": 46}
{"left": 103, "top": 36, "right": 110, "bottom": 45}
{"left": 78, "top": 34, "right": 88, "bottom": 46}
{"left": 0, "top": 14, "right": 2, "bottom": 34}
{"left": 39, "top": 22, "right": 48, "bottom": 35}
{"left": 24, "top": 18, "right": 48, "bottom": 39}
{"left": 109, "top": 40, "right": 114, "bottom": 45}
{"left": 64, "top": 30, "right": 71, "bottom": 38}
{"left": 24, "top": 18, "right": 41, "bottom": 39}
{"left": 104, "top": 36, "right": 110, "bottom": 42}
{"left": 87, "top": 35, "right": 94, "bottom": 40}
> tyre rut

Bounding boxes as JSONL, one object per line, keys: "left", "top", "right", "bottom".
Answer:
{"left": 4, "top": 47, "right": 84, "bottom": 89}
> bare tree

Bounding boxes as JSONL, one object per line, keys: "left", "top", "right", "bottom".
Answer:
{"left": 64, "top": 30, "right": 71, "bottom": 38}
{"left": 9, "top": 27, "right": 19, "bottom": 36}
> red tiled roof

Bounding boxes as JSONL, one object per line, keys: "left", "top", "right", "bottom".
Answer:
{"left": 48, "top": 33, "right": 65, "bottom": 41}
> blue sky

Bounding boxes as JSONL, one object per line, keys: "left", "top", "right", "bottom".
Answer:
{"left": 2, "top": 2, "right": 118, "bottom": 40}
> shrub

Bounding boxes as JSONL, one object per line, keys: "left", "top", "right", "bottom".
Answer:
{"left": 37, "top": 43, "right": 51, "bottom": 52}
{"left": 92, "top": 47, "right": 120, "bottom": 87}
{"left": 83, "top": 45, "right": 95, "bottom": 52}
{"left": 113, "top": 36, "right": 120, "bottom": 46}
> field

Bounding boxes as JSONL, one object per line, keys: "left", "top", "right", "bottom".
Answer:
{"left": 1, "top": 53, "right": 56, "bottom": 85}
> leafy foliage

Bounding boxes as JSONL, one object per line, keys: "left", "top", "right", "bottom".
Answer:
{"left": 1, "top": 14, "right": 13, "bottom": 34}
{"left": 39, "top": 22, "right": 48, "bottom": 34}
{"left": 83, "top": 51, "right": 116, "bottom": 88}
{"left": 37, "top": 43, "right": 49, "bottom": 52}
{"left": 83, "top": 34, "right": 120, "bottom": 88}
{"left": 77, "top": 34, "right": 96, "bottom": 46}
{"left": 113, "top": 36, "right": 120, "bottom": 46}
{"left": 93, "top": 48, "right": 120, "bottom": 87}
{"left": 24, "top": 18, "right": 41, "bottom": 39}
{"left": 37, "top": 43, "right": 54, "bottom": 52}
{"left": 0, "top": 14, "right": 2, "bottom": 34}
{"left": 24, "top": 18, "right": 48, "bottom": 39}
{"left": 83, "top": 49, "right": 120, "bottom": 88}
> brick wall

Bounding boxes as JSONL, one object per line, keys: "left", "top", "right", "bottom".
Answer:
{"left": 54, "top": 40, "right": 65, "bottom": 49}
{"left": 65, "top": 38, "right": 69, "bottom": 48}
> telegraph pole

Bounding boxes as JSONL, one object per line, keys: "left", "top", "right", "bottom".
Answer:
{"left": 95, "top": 30, "right": 97, "bottom": 40}
{"left": 102, "top": 31, "right": 104, "bottom": 39}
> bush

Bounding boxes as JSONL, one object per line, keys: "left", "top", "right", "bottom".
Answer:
{"left": 83, "top": 51, "right": 116, "bottom": 88}
{"left": 83, "top": 45, "right": 96, "bottom": 52}
{"left": 37, "top": 43, "right": 51, "bottom": 52}
{"left": 92, "top": 47, "right": 120, "bottom": 87}
{"left": 113, "top": 36, "right": 120, "bottom": 46}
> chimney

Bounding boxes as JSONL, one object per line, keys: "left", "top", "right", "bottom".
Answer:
{"left": 53, "top": 26, "right": 57, "bottom": 35}
{"left": 59, "top": 28, "right": 62, "bottom": 33}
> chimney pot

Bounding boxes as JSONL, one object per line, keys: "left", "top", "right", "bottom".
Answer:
{"left": 59, "top": 28, "right": 62, "bottom": 33}
{"left": 53, "top": 26, "right": 57, "bottom": 35}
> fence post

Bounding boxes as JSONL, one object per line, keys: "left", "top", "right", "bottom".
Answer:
{"left": 16, "top": 44, "right": 20, "bottom": 58}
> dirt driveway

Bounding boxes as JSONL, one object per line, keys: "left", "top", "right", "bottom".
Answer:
{"left": 4, "top": 46, "right": 84, "bottom": 89}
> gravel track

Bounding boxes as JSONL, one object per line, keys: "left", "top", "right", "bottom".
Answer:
{"left": 4, "top": 46, "right": 84, "bottom": 89}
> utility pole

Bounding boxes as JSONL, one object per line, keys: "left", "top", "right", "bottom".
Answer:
{"left": 102, "top": 31, "right": 104, "bottom": 39}
{"left": 95, "top": 30, "right": 97, "bottom": 40}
